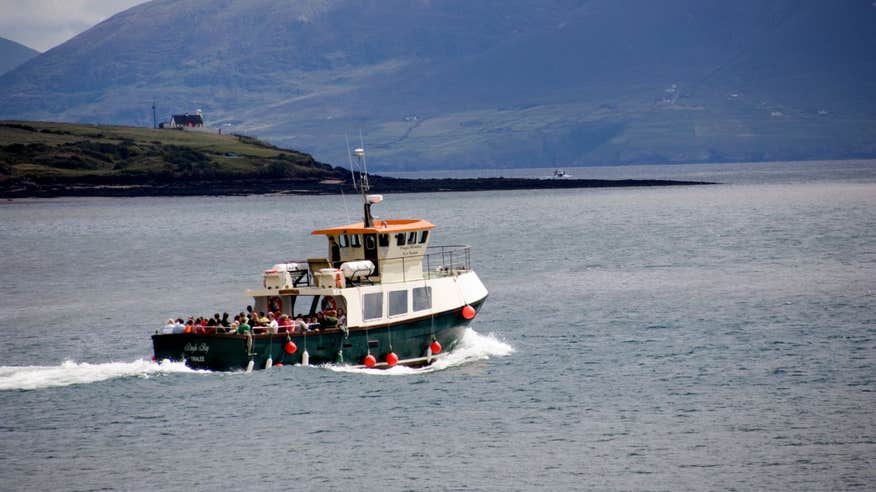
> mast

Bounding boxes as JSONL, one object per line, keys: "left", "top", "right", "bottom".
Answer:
{"left": 352, "top": 146, "right": 380, "bottom": 227}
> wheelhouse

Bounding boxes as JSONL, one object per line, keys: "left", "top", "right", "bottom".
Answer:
{"left": 312, "top": 218, "right": 434, "bottom": 283}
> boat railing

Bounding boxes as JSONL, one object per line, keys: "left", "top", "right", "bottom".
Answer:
{"left": 269, "top": 245, "right": 472, "bottom": 288}
{"left": 422, "top": 245, "right": 471, "bottom": 279}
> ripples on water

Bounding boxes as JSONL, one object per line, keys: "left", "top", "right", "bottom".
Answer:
{"left": 1, "top": 161, "right": 875, "bottom": 490}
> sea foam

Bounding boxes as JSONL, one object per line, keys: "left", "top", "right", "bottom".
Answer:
{"left": 326, "top": 327, "right": 514, "bottom": 375}
{"left": 0, "top": 358, "right": 197, "bottom": 391}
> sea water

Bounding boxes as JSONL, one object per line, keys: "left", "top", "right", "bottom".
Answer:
{"left": 1, "top": 160, "right": 874, "bottom": 490}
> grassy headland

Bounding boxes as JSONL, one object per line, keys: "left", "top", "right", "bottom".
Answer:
{"left": 0, "top": 120, "right": 344, "bottom": 186}
{"left": 0, "top": 121, "right": 713, "bottom": 198}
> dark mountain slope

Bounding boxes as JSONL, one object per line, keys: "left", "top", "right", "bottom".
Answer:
{"left": 0, "top": 37, "right": 39, "bottom": 76}
{"left": 0, "top": 0, "right": 873, "bottom": 170}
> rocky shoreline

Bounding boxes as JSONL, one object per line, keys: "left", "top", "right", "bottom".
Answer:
{"left": 1, "top": 175, "right": 715, "bottom": 198}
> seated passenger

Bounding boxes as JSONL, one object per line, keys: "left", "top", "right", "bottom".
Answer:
{"left": 318, "top": 312, "right": 338, "bottom": 328}
{"left": 266, "top": 312, "right": 279, "bottom": 334}
{"left": 236, "top": 318, "right": 252, "bottom": 334}
{"left": 162, "top": 319, "right": 175, "bottom": 334}
{"left": 173, "top": 319, "right": 185, "bottom": 334}
{"left": 278, "top": 314, "right": 293, "bottom": 332}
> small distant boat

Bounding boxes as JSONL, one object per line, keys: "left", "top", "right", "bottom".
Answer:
{"left": 552, "top": 169, "right": 572, "bottom": 179}
{"left": 152, "top": 147, "right": 488, "bottom": 371}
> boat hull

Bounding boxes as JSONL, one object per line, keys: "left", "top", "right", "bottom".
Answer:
{"left": 152, "top": 298, "right": 485, "bottom": 371}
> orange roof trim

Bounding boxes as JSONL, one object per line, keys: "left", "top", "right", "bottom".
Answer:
{"left": 312, "top": 219, "right": 435, "bottom": 236}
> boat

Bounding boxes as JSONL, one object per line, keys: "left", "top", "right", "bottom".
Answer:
{"left": 151, "top": 147, "right": 488, "bottom": 371}
{"left": 552, "top": 169, "right": 572, "bottom": 178}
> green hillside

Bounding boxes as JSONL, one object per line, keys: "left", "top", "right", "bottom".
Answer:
{"left": 0, "top": 121, "right": 344, "bottom": 183}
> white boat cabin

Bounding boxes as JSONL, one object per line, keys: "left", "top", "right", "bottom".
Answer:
{"left": 243, "top": 211, "right": 484, "bottom": 330}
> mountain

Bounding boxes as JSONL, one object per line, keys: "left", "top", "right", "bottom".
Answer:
{"left": 0, "top": 0, "right": 874, "bottom": 170}
{"left": 0, "top": 37, "right": 39, "bottom": 76}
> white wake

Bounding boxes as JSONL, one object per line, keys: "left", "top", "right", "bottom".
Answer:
{"left": 326, "top": 328, "right": 514, "bottom": 375}
{"left": 0, "top": 359, "right": 198, "bottom": 391}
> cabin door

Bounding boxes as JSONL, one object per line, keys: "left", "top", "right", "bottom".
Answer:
{"left": 363, "top": 233, "right": 379, "bottom": 276}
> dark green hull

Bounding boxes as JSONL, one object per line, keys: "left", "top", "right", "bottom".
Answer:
{"left": 152, "top": 299, "right": 485, "bottom": 371}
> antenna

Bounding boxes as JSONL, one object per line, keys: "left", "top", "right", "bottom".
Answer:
{"left": 152, "top": 101, "right": 157, "bottom": 129}
{"left": 345, "top": 134, "right": 358, "bottom": 193}
{"left": 359, "top": 130, "right": 370, "bottom": 179}
{"left": 340, "top": 185, "right": 352, "bottom": 224}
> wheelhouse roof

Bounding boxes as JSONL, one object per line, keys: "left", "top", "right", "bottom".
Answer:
{"left": 312, "top": 219, "right": 435, "bottom": 236}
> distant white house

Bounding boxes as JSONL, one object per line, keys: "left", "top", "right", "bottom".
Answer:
{"left": 164, "top": 112, "right": 204, "bottom": 129}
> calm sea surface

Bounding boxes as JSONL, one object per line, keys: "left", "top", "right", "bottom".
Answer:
{"left": 1, "top": 160, "right": 875, "bottom": 490}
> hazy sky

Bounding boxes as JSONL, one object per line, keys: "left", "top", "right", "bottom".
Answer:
{"left": 0, "top": 0, "right": 147, "bottom": 52}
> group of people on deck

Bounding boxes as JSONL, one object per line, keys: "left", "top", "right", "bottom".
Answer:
{"left": 161, "top": 304, "right": 346, "bottom": 335}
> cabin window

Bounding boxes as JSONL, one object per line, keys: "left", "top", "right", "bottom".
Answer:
{"left": 364, "top": 234, "right": 377, "bottom": 250}
{"left": 388, "top": 290, "right": 408, "bottom": 317}
{"left": 351, "top": 234, "right": 362, "bottom": 248}
{"left": 419, "top": 231, "right": 429, "bottom": 244}
{"left": 338, "top": 234, "right": 349, "bottom": 248}
{"left": 379, "top": 234, "right": 389, "bottom": 247}
{"left": 413, "top": 286, "right": 432, "bottom": 311}
{"left": 408, "top": 232, "right": 417, "bottom": 244}
{"left": 363, "top": 292, "right": 383, "bottom": 320}
{"left": 290, "top": 295, "right": 319, "bottom": 317}
{"left": 395, "top": 233, "right": 406, "bottom": 246}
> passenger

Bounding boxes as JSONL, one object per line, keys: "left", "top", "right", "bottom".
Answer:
{"left": 278, "top": 314, "right": 293, "bottom": 332}
{"left": 258, "top": 311, "right": 269, "bottom": 325}
{"left": 337, "top": 308, "right": 347, "bottom": 328}
{"left": 173, "top": 318, "right": 185, "bottom": 334}
{"left": 162, "top": 319, "right": 175, "bottom": 334}
{"left": 266, "top": 312, "right": 279, "bottom": 334}
{"left": 320, "top": 311, "right": 338, "bottom": 328}
{"left": 293, "top": 316, "right": 307, "bottom": 333}
{"left": 221, "top": 312, "right": 231, "bottom": 328}
{"left": 184, "top": 319, "right": 194, "bottom": 334}
{"left": 207, "top": 316, "right": 216, "bottom": 327}
{"left": 236, "top": 317, "right": 252, "bottom": 334}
